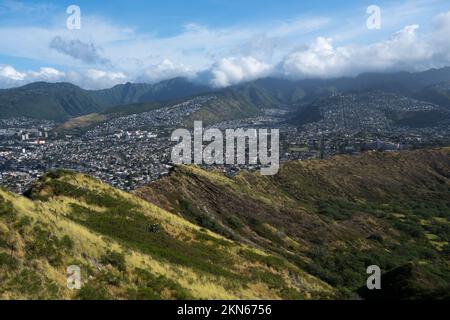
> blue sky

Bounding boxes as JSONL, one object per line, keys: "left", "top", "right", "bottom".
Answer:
{"left": 0, "top": 0, "right": 449, "bottom": 88}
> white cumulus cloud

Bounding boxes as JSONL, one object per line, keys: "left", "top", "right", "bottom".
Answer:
{"left": 0, "top": 64, "right": 25, "bottom": 81}
{"left": 0, "top": 65, "right": 127, "bottom": 89}
{"left": 281, "top": 24, "right": 436, "bottom": 78}
{"left": 137, "top": 59, "right": 194, "bottom": 83}
{"left": 81, "top": 69, "right": 128, "bottom": 89}
{"left": 210, "top": 56, "right": 272, "bottom": 87}
{"left": 27, "top": 67, "right": 66, "bottom": 82}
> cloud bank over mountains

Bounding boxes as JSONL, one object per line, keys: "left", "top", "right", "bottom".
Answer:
{"left": 210, "top": 57, "right": 273, "bottom": 87}
{"left": 281, "top": 24, "right": 428, "bottom": 79}
{"left": 1, "top": 6, "right": 450, "bottom": 89}
{"left": 0, "top": 65, "right": 126, "bottom": 89}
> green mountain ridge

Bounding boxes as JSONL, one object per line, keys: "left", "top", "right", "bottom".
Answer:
{"left": 288, "top": 91, "right": 450, "bottom": 129}
{"left": 136, "top": 148, "right": 450, "bottom": 299}
{"left": 89, "top": 78, "right": 212, "bottom": 109}
{"left": 0, "top": 82, "right": 101, "bottom": 120}
{"left": 0, "top": 78, "right": 211, "bottom": 121}
{"left": 415, "top": 81, "right": 450, "bottom": 110}
{"left": 0, "top": 169, "right": 331, "bottom": 300}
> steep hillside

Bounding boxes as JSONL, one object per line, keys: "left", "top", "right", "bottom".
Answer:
{"left": 357, "top": 262, "right": 450, "bottom": 300}
{"left": 416, "top": 82, "right": 450, "bottom": 110}
{"left": 233, "top": 78, "right": 307, "bottom": 106}
{"left": 301, "top": 67, "right": 450, "bottom": 97}
{"left": 185, "top": 90, "right": 263, "bottom": 125}
{"left": 289, "top": 92, "right": 450, "bottom": 129}
{"left": 0, "top": 82, "right": 101, "bottom": 121}
{"left": 88, "top": 83, "right": 155, "bottom": 108}
{"left": 56, "top": 102, "right": 164, "bottom": 134}
{"left": 90, "top": 78, "right": 211, "bottom": 109}
{"left": 0, "top": 170, "right": 331, "bottom": 299}
{"left": 136, "top": 149, "right": 450, "bottom": 298}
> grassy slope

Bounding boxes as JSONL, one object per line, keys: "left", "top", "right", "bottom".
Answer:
{"left": 55, "top": 102, "right": 164, "bottom": 134}
{"left": 0, "top": 171, "right": 331, "bottom": 300}
{"left": 185, "top": 91, "right": 261, "bottom": 126}
{"left": 184, "top": 82, "right": 305, "bottom": 125}
{"left": 136, "top": 148, "right": 450, "bottom": 298}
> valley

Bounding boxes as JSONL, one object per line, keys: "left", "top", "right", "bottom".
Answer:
{"left": 1, "top": 85, "right": 450, "bottom": 193}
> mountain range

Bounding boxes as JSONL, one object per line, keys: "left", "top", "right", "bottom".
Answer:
{"left": 0, "top": 78, "right": 212, "bottom": 121}
{"left": 2, "top": 67, "right": 450, "bottom": 122}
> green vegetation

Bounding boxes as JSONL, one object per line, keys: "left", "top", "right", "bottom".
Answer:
{"left": 127, "top": 268, "right": 192, "bottom": 300}
{"left": 101, "top": 251, "right": 127, "bottom": 272}
{"left": 77, "top": 284, "right": 111, "bottom": 300}
{"left": 358, "top": 262, "right": 450, "bottom": 300}
{"left": 0, "top": 194, "right": 15, "bottom": 217}
{"left": 137, "top": 148, "right": 450, "bottom": 299}
{"left": 1, "top": 169, "right": 327, "bottom": 299}
{"left": 0, "top": 82, "right": 102, "bottom": 120}
{"left": 2, "top": 148, "right": 449, "bottom": 299}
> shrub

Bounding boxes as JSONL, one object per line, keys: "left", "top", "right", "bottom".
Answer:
{"left": 0, "top": 252, "right": 17, "bottom": 268}
{"left": 224, "top": 215, "right": 244, "bottom": 230}
{"left": 130, "top": 268, "right": 192, "bottom": 300}
{"left": 101, "top": 251, "right": 127, "bottom": 272}
{"left": 26, "top": 225, "right": 63, "bottom": 266}
{"left": 77, "top": 284, "right": 110, "bottom": 300}
{"left": 394, "top": 220, "right": 424, "bottom": 239}
{"left": 0, "top": 195, "right": 15, "bottom": 218}
{"left": 59, "top": 235, "right": 74, "bottom": 250}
